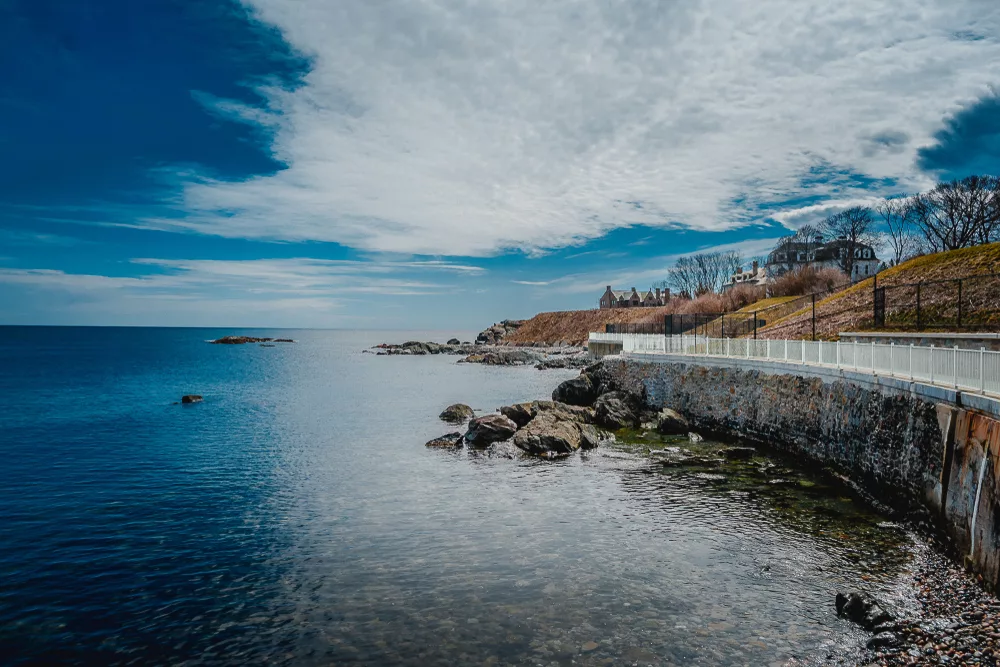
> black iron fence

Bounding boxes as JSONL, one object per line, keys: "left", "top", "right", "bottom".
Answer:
{"left": 604, "top": 272, "right": 1000, "bottom": 341}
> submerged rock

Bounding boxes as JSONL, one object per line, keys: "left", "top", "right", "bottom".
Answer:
{"left": 465, "top": 414, "right": 518, "bottom": 447}
{"left": 866, "top": 631, "right": 900, "bottom": 650}
{"left": 439, "top": 403, "right": 475, "bottom": 423}
{"left": 552, "top": 374, "right": 597, "bottom": 406}
{"left": 425, "top": 432, "right": 464, "bottom": 448}
{"left": 181, "top": 395, "right": 203, "bottom": 404}
{"left": 836, "top": 592, "right": 894, "bottom": 630}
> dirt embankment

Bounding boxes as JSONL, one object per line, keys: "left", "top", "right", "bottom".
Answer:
{"left": 502, "top": 307, "right": 675, "bottom": 346}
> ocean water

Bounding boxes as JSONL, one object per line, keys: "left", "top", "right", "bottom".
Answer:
{"left": 0, "top": 327, "right": 916, "bottom": 666}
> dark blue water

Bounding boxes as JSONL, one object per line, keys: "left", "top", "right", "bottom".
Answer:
{"left": 0, "top": 327, "right": 915, "bottom": 666}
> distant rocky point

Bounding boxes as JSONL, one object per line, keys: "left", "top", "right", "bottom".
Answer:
{"left": 209, "top": 336, "right": 295, "bottom": 345}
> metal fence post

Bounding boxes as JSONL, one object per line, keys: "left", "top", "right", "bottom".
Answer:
{"left": 981, "top": 348, "right": 986, "bottom": 393}
{"left": 753, "top": 312, "right": 758, "bottom": 340}
{"left": 811, "top": 294, "right": 816, "bottom": 341}
{"left": 721, "top": 313, "right": 725, "bottom": 339}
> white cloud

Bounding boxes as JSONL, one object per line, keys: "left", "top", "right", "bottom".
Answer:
{"left": 146, "top": 0, "right": 1000, "bottom": 255}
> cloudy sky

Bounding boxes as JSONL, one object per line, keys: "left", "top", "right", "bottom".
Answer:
{"left": 1, "top": 0, "right": 998, "bottom": 328}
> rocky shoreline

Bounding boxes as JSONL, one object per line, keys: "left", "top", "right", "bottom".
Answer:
{"left": 369, "top": 339, "right": 592, "bottom": 370}
{"left": 426, "top": 357, "right": 1000, "bottom": 665}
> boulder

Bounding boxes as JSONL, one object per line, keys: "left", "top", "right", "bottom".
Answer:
{"left": 446, "top": 338, "right": 461, "bottom": 345}
{"left": 835, "top": 592, "right": 894, "bottom": 631}
{"left": 425, "top": 432, "right": 464, "bottom": 448}
{"left": 500, "top": 401, "right": 594, "bottom": 428}
{"left": 181, "top": 395, "right": 203, "bottom": 404}
{"left": 655, "top": 408, "right": 689, "bottom": 435}
{"left": 866, "top": 632, "right": 900, "bottom": 650}
{"left": 465, "top": 414, "right": 518, "bottom": 447}
{"left": 552, "top": 374, "right": 597, "bottom": 406}
{"left": 439, "top": 403, "right": 475, "bottom": 423}
{"left": 594, "top": 391, "right": 639, "bottom": 430}
{"left": 513, "top": 412, "right": 610, "bottom": 458}
{"left": 514, "top": 413, "right": 583, "bottom": 457}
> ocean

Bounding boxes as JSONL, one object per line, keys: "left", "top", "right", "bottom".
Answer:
{"left": 0, "top": 327, "right": 915, "bottom": 666}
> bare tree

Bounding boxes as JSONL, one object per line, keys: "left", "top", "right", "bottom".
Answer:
{"left": 874, "top": 198, "right": 918, "bottom": 265}
{"left": 822, "top": 206, "right": 879, "bottom": 278}
{"left": 909, "top": 175, "right": 1000, "bottom": 252}
{"left": 668, "top": 251, "right": 743, "bottom": 297}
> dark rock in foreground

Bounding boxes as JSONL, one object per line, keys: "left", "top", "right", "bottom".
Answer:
{"left": 594, "top": 391, "right": 640, "bottom": 430}
{"left": 181, "top": 395, "right": 203, "bottom": 404}
{"left": 655, "top": 408, "right": 689, "bottom": 435}
{"left": 552, "top": 374, "right": 597, "bottom": 406}
{"left": 210, "top": 336, "right": 294, "bottom": 345}
{"left": 836, "top": 592, "right": 894, "bottom": 630}
{"left": 439, "top": 403, "right": 475, "bottom": 423}
{"left": 425, "top": 432, "right": 464, "bottom": 448}
{"left": 500, "top": 401, "right": 594, "bottom": 428}
{"left": 513, "top": 412, "right": 606, "bottom": 459}
{"left": 721, "top": 446, "right": 757, "bottom": 460}
{"left": 465, "top": 414, "right": 518, "bottom": 447}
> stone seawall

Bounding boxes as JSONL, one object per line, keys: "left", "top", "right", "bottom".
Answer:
{"left": 602, "top": 355, "right": 1000, "bottom": 589}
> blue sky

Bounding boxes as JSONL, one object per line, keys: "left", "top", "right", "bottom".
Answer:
{"left": 1, "top": 0, "right": 998, "bottom": 329}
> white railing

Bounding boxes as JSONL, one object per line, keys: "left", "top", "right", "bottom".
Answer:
{"left": 589, "top": 333, "right": 1000, "bottom": 398}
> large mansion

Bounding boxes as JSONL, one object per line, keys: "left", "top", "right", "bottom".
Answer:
{"left": 764, "top": 236, "right": 881, "bottom": 281}
{"left": 599, "top": 286, "right": 670, "bottom": 309}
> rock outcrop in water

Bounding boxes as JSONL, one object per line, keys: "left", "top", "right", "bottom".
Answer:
{"left": 425, "top": 432, "right": 464, "bottom": 448}
{"left": 372, "top": 339, "right": 589, "bottom": 368}
{"left": 439, "top": 404, "right": 475, "bottom": 423}
{"left": 210, "top": 336, "right": 294, "bottom": 345}
{"left": 836, "top": 592, "right": 894, "bottom": 631}
{"left": 465, "top": 414, "right": 519, "bottom": 447}
{"left": 181, "top": 395, "right": 203, "bottom": 404}
{"left": 551, "top": 374, "right": 597, "bottom": 406}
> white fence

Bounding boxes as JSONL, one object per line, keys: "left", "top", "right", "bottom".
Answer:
{"left": 588, "top": 332, "right": 1000, "bottom": 397}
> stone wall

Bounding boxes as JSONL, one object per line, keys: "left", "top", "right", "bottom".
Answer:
{"left": 601, "top": 355, "right": 1000, "bottom": 589}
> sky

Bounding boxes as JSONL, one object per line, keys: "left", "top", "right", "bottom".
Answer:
{"left": 1, "top": 0, "right": 999, "bottom": 329}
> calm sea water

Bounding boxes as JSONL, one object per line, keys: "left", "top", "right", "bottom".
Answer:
{"left": 0, "top": 327, "right": 917, "bottom": 666}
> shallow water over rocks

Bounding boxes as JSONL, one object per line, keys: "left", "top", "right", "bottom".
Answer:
{"left": 0, "top": 328, "right": 923, "bottom": 666}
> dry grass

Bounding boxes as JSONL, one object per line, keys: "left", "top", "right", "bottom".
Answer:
{"left": 757, "top": 243, "right": 1000, "bottom": 340}
{"left": 503, "top": 306, "right": 679, "bottom": 346}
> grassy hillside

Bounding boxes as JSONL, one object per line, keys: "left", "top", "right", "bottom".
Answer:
{"left": 758, "top": 243, "right": 1000, "bottom": 340}
{"left": 503, "top": 306, "right": 675, "bottom": 346}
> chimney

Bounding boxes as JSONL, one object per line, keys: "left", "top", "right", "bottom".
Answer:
{"left": 606, "top": 285, "right": 611, "bottom": 291}
{"left": 752, "top": 260, "right": 759, "bottom": 274}
{"left": 630, "top": 287, "right": 636, "bottom": 292}
{"left": 664, "top": 288, "right": 671, "bottom": 300}
{"left": 655, "top": 287, "right": 661, "bottom": 300}
{"left": 814, "top": 235, "right": 823, "bottom": 245}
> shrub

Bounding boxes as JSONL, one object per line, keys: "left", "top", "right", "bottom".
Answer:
{"left": 770, "top": 266, "right": 848, "bottom": 297}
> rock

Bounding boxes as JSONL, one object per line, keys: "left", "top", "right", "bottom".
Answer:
{"left": 425, "top": 432, "right": 464, "bottom": 448}
{"left": 594, "top": 391, "right": 639, "bottom": 430}
{"left": 459, "top": 349, "right": 540, "bottom": 366}
{"left": 500, "top": 403, "right": 536, "bottom": 428}
{"left": 721, "top": 446, "right": 756, "bottom": 460}
{"left": 867, "top": 632, "right": 901, "bottom": 650}
{"left": 465, "top": 414, "right": 518, "bottom": 447}
{"left": 181, "top": 395, "right": 203, "bottom": 403}
{"left": 500, "top": 400, "right": 594, "bottom": 428}
{"left": 688, "top": 432, "right": 703, "bottom": 443}
{"left": 578, "top": 423, "right": 607, "bottom": 450}
{"left": 582, "top": 641, "right": 599, "bottom": 652}
{"left": 836, "top": 592, "right": 894, "bottom": 630}
{"left": 534, "top": 354, "right": 591, "bottom": 370}
{"left": 655, "top": 408, "right": 689, "bottom": 435}
{"left": 439, "top": 403, "right": 475, "bottom": 423}
{"left": 447, "top": 338, "right": 461, "bottom": 345}
{"left": 513, "top": 413, "right": 582, "bottom": 457}
{"left": 210, "top": 335, "right": 293, "bottom": 345}
{"left": 475, "top": 319, "right": 525, "bottom": 345}
{"left": 552, "top": 374, "right": 597, "bottom": 406}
